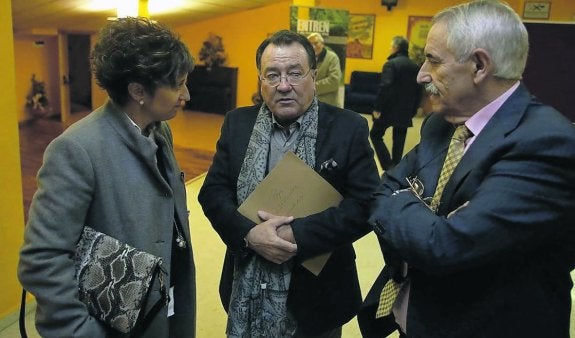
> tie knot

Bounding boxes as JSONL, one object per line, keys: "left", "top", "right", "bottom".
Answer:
{"left": 453, "top": 125, "right": 472, "bottom": 142}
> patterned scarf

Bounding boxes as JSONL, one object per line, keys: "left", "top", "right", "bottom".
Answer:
{"left": 228, "top": 99, "right": 319, "bottom": 338}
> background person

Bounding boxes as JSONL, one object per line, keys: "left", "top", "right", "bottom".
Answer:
{"left": 18, "top": 17, "right": 196, "bottom": 338}
{"left": 198, "top": 30, "right": 379, "bottom": 337}
{"left": 307, "top": 32, "right": 343, "bottom": 107}
{"left": 362, "top": 1, "right": 575, "bottom": 337}
{"left": 370, "top": 36, "right": 422, "bottom": 171}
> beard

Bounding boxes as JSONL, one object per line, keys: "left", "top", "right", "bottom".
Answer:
{"left": 425, "top": 83, "right": 440, "bottom": 96}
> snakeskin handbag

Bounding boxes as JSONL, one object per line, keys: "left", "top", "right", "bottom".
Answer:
{"left": 74, "top": 226, "right": 168, "bottom": 333}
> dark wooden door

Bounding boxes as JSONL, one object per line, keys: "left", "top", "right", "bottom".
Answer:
{"left": 523, "top": 22, "right": 575, "bottom": 122}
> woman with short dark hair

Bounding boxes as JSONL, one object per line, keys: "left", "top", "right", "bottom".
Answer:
{"left": 19, "top": 17, "right": 196, "bottom": 338}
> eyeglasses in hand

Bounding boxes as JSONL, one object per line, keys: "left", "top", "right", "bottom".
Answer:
{"left": 406, "top": 176, "right": 433, "bottom": 210}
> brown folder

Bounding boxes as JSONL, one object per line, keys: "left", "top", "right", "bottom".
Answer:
{"left": 238, "top": 152, "right": 343, "bottom": 275}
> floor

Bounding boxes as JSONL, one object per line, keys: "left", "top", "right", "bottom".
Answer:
{"left": 4, "top": 113, "right": 575, "bottom": 337}
{"left": 3, "top": 174, "right": 391, "bottom": 338}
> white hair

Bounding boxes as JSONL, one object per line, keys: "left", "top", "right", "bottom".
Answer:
{"left": 433, "top": 0, "right": 529, "bottom": 80}
{"left": 307, "top": 32, "right": 324, "bottom": 43}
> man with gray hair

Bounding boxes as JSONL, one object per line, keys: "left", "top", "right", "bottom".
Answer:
{"left": 361, "top": 1, "right": 575, "bottom": 337}
{"left": 307, "top": 32, "right": 342, "bottom": 107}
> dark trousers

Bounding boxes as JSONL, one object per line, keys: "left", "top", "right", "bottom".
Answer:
{"left": 369, "top": 118, "right": 407, "bottom": 170}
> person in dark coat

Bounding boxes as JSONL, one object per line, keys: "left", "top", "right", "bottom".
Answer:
{"left": 198, "top": 30, "right": 379, "bottom": 337}
{"left": 370, "top": 36, "right": 422, "bottom": 170}
{"left": 361, "top": 1, "right": 575, "bottom": 337}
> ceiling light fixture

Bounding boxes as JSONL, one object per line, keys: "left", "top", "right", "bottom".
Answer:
{"left": 117, "top": 0, "right": 141, "bottom": 18}
{"left": 86, "top": 0, "right": 181, "bottom": 18}
{"left": 116, "top": 3, "right": 137, "bottom": 18}
{"left": 148, "top": 0, "right": 184, "bottom": 15}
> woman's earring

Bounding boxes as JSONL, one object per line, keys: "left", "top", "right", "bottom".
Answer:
{"left": 139, "top": 100, "right": 144, "bottom": 106}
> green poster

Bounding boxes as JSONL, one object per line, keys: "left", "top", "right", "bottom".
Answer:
{"left": 290, "top": 6, "right": 349, "bottom": 76}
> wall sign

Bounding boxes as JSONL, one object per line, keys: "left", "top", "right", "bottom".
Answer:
{"left": 523, "top": 2, "right": 551, "bottom": 19}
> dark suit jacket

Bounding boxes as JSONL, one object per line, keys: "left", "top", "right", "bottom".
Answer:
{"left": 198, "top": 102, "right": 379, "bottom": 335}
{"left": 364, "top": 84, "right": 575, "bottom": 337}
{"left": 374, "top": 51, "right": 422, "bottom": 128}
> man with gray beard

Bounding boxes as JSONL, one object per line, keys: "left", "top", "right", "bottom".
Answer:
{"left": 360, "top": 1, "right": 575, "bottom": 337}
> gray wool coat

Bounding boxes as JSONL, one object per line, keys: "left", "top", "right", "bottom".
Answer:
{"left": 18, "top": 101, "right": 196, "bottom": 338}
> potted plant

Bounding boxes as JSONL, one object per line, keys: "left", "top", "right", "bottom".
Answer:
{"left": 26, "top": 74, "right": 51, "bottom": 117}
{"left": 198, "top": 33, "right": 227, "bottom": 70}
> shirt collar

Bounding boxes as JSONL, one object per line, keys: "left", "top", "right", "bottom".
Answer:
{"left": 465, "top": 81, "right": 520, "bottom": 137}
{"left": 125, "top": 113, "right": 141, "bottom": 133}
{"left": 124, "top": 113, "right": 158, "bottom": 138}
{"left": 271, "top": 112, "right": 303, "bottom": 127}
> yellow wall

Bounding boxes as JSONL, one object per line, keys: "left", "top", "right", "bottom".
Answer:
{"left": 326, "top": 0, "right": 574, "bottom": 82}
{"left": 90, "top": 34, "right": 109, "bottom": 109}
{"left": 175, "top": 0, "right": 575, "bottom": 106}
{"left": 0, "top": 0, "right": 26, "bottom": 318}
{"left": 177, "top": 1, "right": 293, "bottom": 109}
{"left": 2, "top": 0, "right": 575, "bottom": 323}
{"left": 11, "top": 0, "right": 575, "bottom": 120}
{"left": 14, "top": 35, "right": 60, "bottom": 121}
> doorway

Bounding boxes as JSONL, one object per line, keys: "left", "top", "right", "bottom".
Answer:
{"left": 67, "top": 34, "right": 92, "bottom": 114}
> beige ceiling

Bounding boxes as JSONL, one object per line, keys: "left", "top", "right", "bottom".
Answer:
{"left": 12, "top": 0, "right": 287, "bottom": 35}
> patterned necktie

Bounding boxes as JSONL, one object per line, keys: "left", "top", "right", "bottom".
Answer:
{"left": 375, "top": 125, "right": 472, "bottom": 319}
{"left": 429, "top": 125, "right": 472, "bottom": 212}
{"left": 375, "top": 278, "right": 402, "bottom": 318}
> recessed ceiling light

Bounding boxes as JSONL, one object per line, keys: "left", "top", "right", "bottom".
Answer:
{"left": 82, "top": 0, "right": 185, "bottom": 16}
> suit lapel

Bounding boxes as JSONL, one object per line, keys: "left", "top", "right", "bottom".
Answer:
{"left": 154, "top": 128, "right": 192, "bottom": 240}
{"left": 440, "top": 84, "right": 532, "bottom": 210}
{"left": 419, "top": 119, "right": 453, "bottom": 171}
{"left": 314, "top": 103, "right": 334, "bottom": 170}
{"left": 103, "top": 101, "right": 169, "bottom": 189}
{"left": 411, "top": 116, "right": 453, "bottom": 197}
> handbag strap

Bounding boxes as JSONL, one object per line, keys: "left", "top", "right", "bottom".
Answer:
{"left": 19, "top": 288, "right": 167, "bottom": 338}
{"left": 18, "top": 267, "right": 168, "bottom": 338}
{"left": 130, "top": 265, "right": 169, "bottom": 337}
{"left": 19, "top": 287, "right": 167, "bottom": 338}
{"left": 19, "top": 289, "right": 29, "bottom": 338}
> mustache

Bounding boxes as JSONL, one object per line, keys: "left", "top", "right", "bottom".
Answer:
{"left": 424, "top": 83, "right": 440, "bottom": 96}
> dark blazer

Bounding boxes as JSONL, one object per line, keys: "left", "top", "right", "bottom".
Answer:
{"left": 374, "top": 51, "right": 422, "bottom": 128}
{"left": 364, "top": 84, "right": 575, "bottom": 337}
{"left": 198, "top": 102, "right": 379, "bottom": 335}
{"left": 18, "top": 101, "right": 196, "bottom": 338}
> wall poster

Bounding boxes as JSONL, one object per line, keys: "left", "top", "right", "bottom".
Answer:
{"left": 407, "top": 16, "right": 432, "bottom": 66}
{"left": 346, "top": 14, "right": 375, "bottom": 59}
{"left": 290, "top": 6, "right": 349, "bottom": 77}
